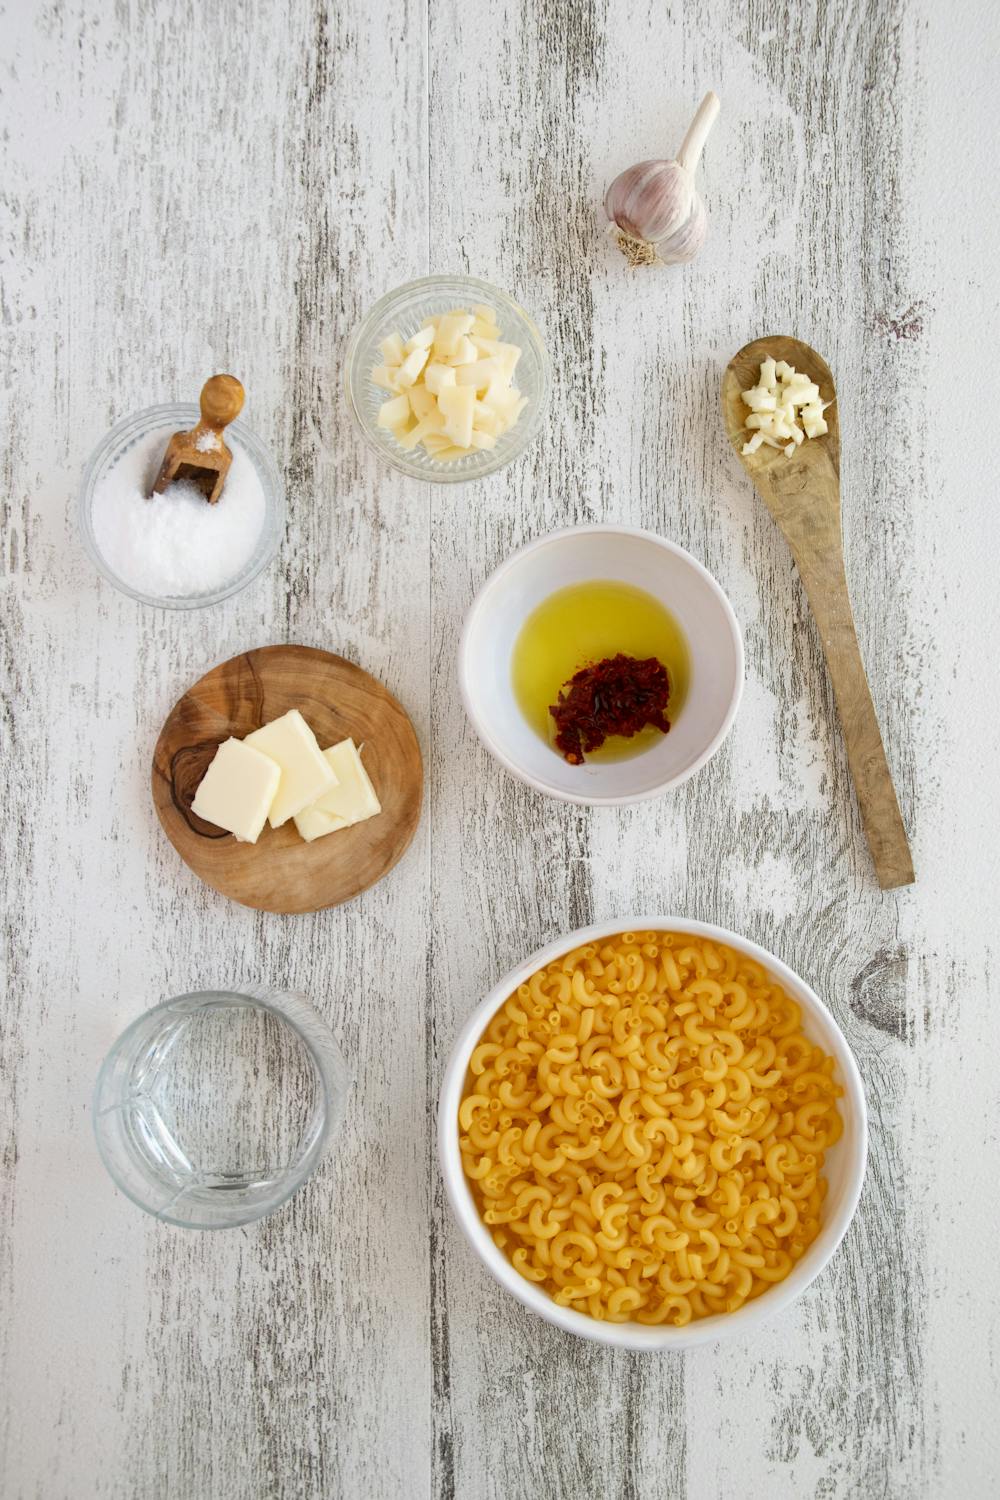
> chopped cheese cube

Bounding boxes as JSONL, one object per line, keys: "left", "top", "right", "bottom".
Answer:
{"left": 438, "top": 384, "right": 476, "bottom": 447}
{"left": 455, "top": 356, "right": 504, "bottom": 390}
{"left": 449, "top": 335, "right": 477, "bottom": 366}
{"left": 370, "top": 307, "right": 529, "bottom": 461}
{"left": 433, "top": 312, "right": 475, "bottom": 358}
{"left": 408, "top": 384, "right": 438, "bottom": 422}
{"left": 473, "top": 403, "right": 500, "bottom": 436}
{"left": 495, "top": 342, "right": 522, "bottom": 379}
{"left": 395, "top": 346, "right": 430, "bottom": 389}
{"left": 482, "top": 380, "right": 520, "bottom": 418}
{"left": 244, "top": 710, "right": 337, "bottom": 829}
{"left": 378, "top": 394, "right": 411, "bottom": 430}
{"left": 424, "top": 361, "right": 456, "bottom": 396}
{"left": 191, "top": 738, "right": 281, "bottom": 844}
{"left": 404, "top": 326, "right": 435, "bottom": 354}
{"left": 398, "top": 414, "right": 446, "bottom": 450}
{"left": 293, "top": 740, "right": 381, "bottom": 842}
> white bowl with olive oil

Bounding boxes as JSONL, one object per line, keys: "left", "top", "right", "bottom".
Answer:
{"left": 459, "top": 525, "right": 743, "bottom": 804}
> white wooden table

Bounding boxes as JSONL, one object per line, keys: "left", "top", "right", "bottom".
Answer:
{"left": 3, "top": 1, "right": 998, "bottom": 1496}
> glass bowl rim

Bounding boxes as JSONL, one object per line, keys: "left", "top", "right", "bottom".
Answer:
{"left": 78, "top": 402, "right": 285, "bottom": 610}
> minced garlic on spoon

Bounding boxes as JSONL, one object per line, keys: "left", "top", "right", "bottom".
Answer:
{"left": 740, "top": 357, "right": 832, "bottom": 457}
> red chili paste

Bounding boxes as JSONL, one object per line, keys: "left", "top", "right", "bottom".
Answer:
{"left": 548, "top": 653, "right": 671, "bottom": 765}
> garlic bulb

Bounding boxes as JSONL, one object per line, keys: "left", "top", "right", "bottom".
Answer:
{"left": 604, "top": 92, "right": 720, "bottom": 267}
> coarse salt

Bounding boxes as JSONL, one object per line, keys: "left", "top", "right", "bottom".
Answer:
{"left": 90, "top": 424, "right": 268, "bottom": 599}
{"left": 195, "top": 430, "right": 221, "bottom": 452}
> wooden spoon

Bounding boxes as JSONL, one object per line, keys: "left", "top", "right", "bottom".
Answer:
{"left": 150, "top": 374, "right": 245, "bottom": 504}
{"left": 721, "top": 335, "right": 914, "bottom": 889}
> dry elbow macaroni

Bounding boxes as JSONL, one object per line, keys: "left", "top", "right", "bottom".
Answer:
{"left": 459, "top": 931, "right": 843, "bottom": 1325}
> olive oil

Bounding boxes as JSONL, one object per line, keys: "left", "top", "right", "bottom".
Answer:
{"left": 511, "top": 580, "right": 690, "bottom": 762}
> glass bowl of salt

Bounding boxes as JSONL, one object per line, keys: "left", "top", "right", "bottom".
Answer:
{"left": 78, "top": 403, "right": 284, "bottom": 608}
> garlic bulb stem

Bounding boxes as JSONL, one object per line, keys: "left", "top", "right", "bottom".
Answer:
{"left": 603, "top": 90, "right": 720, "bottom": 268}
{"left": 676, "top": 92, "right": 721, "bottom": 175}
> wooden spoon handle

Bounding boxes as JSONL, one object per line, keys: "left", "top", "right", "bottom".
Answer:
{"left": 197, "top": 374, "right": 244, "bottom": 435}
{"left": 799, "top": 560, "right": 914, "bottom": 888}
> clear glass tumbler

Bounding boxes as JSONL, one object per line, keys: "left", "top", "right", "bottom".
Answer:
{"left": 93, "top": 988, "right": 349, "bottom": 1229}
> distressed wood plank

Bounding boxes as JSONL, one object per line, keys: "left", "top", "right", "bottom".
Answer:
{"left": 427, "top": 2, "right": 996, "bottom": 1499}
{"left": 1, "top": 0, "right": 999, "bottom": 1497}
{"left": 1, "top": 1, "right": 430, "bottom": 1497}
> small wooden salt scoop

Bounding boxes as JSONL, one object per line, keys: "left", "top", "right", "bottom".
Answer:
{"left": 150, "top": 374, "right": 245, "bottom": 504}
{"left": 722, "top": 335, "right": 914, "bottom": 890}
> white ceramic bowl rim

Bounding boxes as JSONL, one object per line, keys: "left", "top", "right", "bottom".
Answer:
{"left": 458, "top": 525, "right": 746, "bottom": 805}
{"left": 438, "top": 916, "right": 868, "bottom": 1351}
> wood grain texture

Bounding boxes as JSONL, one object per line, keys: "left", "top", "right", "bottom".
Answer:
{"left": 722, "top": 335, "right": 914, "bottom": 889}
{"left": 152, "top": 645, "right": 423, "bottom": 913}
{"left": 2, "top": 0, "right": 999, "bottom": 1497}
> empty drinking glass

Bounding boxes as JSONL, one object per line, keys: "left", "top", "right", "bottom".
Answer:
{"left": 92, "top": 988, "right": 349, "bottom": 1229}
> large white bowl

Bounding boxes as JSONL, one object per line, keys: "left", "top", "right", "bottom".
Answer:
{"left": 458, "top": 526, "right": 744, "bottom": 804}
{"left": 438, "top": 917, "right": 868, "bottom": 1351}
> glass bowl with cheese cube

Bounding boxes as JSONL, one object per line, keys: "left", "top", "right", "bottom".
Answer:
{"left": 345, "top": 275, "right": 550, "bottom": 481}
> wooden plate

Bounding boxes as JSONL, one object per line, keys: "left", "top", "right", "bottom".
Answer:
{"left": 152, "top": 645, "right": 423, "bottom": 913}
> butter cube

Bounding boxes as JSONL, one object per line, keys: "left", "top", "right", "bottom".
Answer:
{"left": 294, "top": 806, "right": 350, "bottom": 844}
{"left": 293, "top": 740, "right": 381, "bottom": 843}
{"left": 191, "top": 738, "right": 280, "bottom": 844}
{"left": 244, "top": 710, "right": 337, "bottom": 828}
